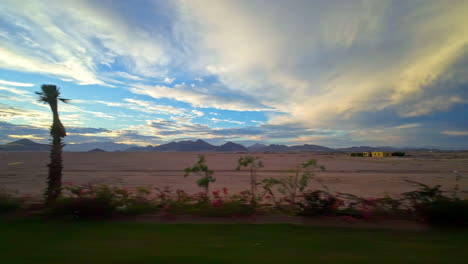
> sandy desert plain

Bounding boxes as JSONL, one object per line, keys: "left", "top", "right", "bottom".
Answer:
{"left": 1, "top": 151, "right": 467, "bottom": 199}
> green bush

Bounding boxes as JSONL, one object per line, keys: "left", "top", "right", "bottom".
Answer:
{"left": 119, "top": 199, "right": 159, "bottom": 215}
{"left": 392, "top": 152, "right": 406, "bottom": 157}
{"left": 298, "top": 190, "right": 343, "bottom": 216}
{"left": 416, "top": 198, "right": 468, "bottom": 226}
{"left": 48, "top": 197, "right": 116, "bottom": 220}
{"left": 0, "top": 191, "right": 21, "bottom": 215}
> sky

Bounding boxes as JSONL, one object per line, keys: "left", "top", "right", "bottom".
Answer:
{"left": 0, "top": 0, "right": 467, "bottom": 149}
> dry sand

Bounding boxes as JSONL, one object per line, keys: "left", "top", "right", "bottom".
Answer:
{"left": 1, "top": 151, "right": 467, "bottom": 199}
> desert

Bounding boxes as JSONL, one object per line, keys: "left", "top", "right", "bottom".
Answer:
{"left": 2, "top": 151, "right": 467, "bottom": 199}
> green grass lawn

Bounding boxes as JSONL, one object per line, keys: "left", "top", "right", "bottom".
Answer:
{"left": 0, "top": 220, "right": 467, "bottom": 264}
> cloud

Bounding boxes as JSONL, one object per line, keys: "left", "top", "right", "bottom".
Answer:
{"left": 111, "top": 72, "right": 144, "bottom": 81}
{"left": 191, "top": 110, "right": 204, "bottom": 117}
{"left": 8, "top": 134, "right": 45, "bottom": 140}
{"left": 94, "top": 98, "right": 195, "bottom": 117}
{"left": 0, "top": 121, "right": 160, "bottom": 145}
{"left": 163, "top": 77, "right": 175, "bottom": 84}
{"left": 400, "top": 96, "right": 466, "bottom": 117}
{"left": 210, "top": 118, "right": 244, "bottom": 125}
{"left": 441, "top": 131, "right": 468, "bottom": 136}
{"left": 0, "top": 79, "right": 33, "bottom": 87}
{"left": 0, "top": 0, "right": 180, "bottom": 84}
{"left": 179, "top": 0, "right": 468, "bottom": 126}
{"left": 1, "top": 1, "right": 467, "bottom": 148}
{"left": 67, "top": 127, "right": 111, "bottom": 134}
{"left": 0, "top": 86, "right": 29, "bottom": 95}
{"left": 130, "top": 83, "right": 274, "bottom": 111}
{"left": 123, "top": 98, "right": 190, "bottom": 116}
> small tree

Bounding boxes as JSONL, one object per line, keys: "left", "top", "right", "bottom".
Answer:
{"left": 236, "top": 156, "right": 264, "bottom": 203}
{"left": 36, "top": 84, "right": 69, "bottom": 204}
{"left": 184, "top": 155, "right": 215, "bottom": 196}
{"left": 262, "top": 159, "right": 325, "bottom": 204}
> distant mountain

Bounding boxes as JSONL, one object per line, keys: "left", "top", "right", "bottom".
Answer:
{"left": 289, "top": 144, "right": 334, "bottom": 152}
{"left": 263, "top": 144, "right": 290, "bottom": 152}
{"left": 216, "top": 141, "right": 248, "bottom": 152}
{"left": 65, "top": 142, "right": 134, "bottom": 152}
{"left": 0, "top": 139, "right": 445, "bottom": 153}
{"left": 0, "top": 139, "right": 49, "bottom": 151}
{"left": 88, "top": 148, "right": 106, "bottom": 152}
{"left": 247, "top": 143, "right": 268, "bottom": 152}
{"left": 124, "top": 145, "right": 155, "bottom": 152}
{"left": 153, "top": 139, "right": 217, "bottom": 152}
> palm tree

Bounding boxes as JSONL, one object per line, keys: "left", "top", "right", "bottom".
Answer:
{"left": 36, "top": 84, "right": 70, "bottom": 204}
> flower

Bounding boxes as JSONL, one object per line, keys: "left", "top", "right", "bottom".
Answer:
{"left": 211, "top": 199, "right": 223, "bottom": 207}
{"left": 212, "top": 190, "right": 220, "bottom": 196}
{"left": 222, "top": 187, "right": 228, "bottom": 195}
{"left": 80, "top": 188, "right": 89, "bottom": 195}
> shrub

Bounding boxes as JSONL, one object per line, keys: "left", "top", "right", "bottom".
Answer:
{"left": 261, "top": 159, "right": 325, "bottom": 205}
{"left": 392, "top": 152, "right": 406, "bottom": 157}
{"left": 402, "top": 180, "right": 444, "bottom": 206}
{"left": 298, "top": 190, "right": 343, "bottom": 216}
{"left": 160, "top": 188, "right": 256, "bottom": 217}
{"left": 184, "top": 155, "right": 215, "bottom": 195}
{"left": 0, "top": 190, "right": 21, "bottom": 215}
{"left": 48, "top": 184, "right": 159, "bottom": 219}
{"left": 416, "top": 198, "right": 468, "bottom": 226}
{"left": 119, "top": 198, "right": 159, "bottom": 215}
{"left": 236, "top": 156, "right": 264, "bottom": 204}
{"left": 49, "top": 197, "right": 116, "bottom": 220}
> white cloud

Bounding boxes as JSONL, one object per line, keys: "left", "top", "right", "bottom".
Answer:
{"left": 112, "top": 72, "right": 144, "bottom": 81}
{"left": 130, "top": 83, "right": 272, "bottom": 111}
{"left": 123, "top": 98, "right": 187, "bottom": 116}
{"left": 191, "top": 110, "right": 204, "bottom": 117}
{"left": 0, "top": 86, "right": 29, "bottom": 95}
{"left": 163, "top": 77, "right": 175, "bottom": 84}
{"left": 400, "top": 96, "right": 466, "bottom": 117}
{"left": 393, "top": 124, "right": 421, "bottom": 129}
{"left": 178, "top": 0, "right": 468, "bottom": 126}
{"left": 0, "top": 79, "right": 33, "bottom": 87}
{"left": 441, "top": 131, "right": 468, "bottom": 136}
{"left": 8, "top": 134, "right": 45, "bottom": 140}
{"left": 0, "top": 0, "right": 176, "bottom": 84}
{"left": 210, "top": 118, "right": 245, "bottom": 125}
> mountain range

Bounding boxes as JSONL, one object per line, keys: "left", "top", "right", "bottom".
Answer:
{"left": 0, "top": 139, "right": 441, "bottom": 152}
{"left": 0, "top": 139, "right": 50, "bottom": 151}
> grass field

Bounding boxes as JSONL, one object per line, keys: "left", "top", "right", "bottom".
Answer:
{"left": 0, "top": 220, "right": 467, "bottom": 263}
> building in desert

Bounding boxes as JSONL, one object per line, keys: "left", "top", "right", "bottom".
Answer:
{"left": 351, "top": 151, "right": 392, "bottom": 157}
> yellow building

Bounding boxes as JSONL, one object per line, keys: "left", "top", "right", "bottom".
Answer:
{"left": 351, "top": 151, "right": 392, "bottom": 157}
{"left": 371, "top": 152, "right": 392, "bottom": 157}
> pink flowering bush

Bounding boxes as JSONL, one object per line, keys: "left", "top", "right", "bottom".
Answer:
{"left": 48, "top": 184, "right": 158, "bottom": 219}
{"left": 48, "top": 184, "right": 256, "bottom": 219}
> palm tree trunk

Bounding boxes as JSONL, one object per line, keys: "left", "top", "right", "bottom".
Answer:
{"left": 45, "top": 135, "right": 64, "bottom": 204}
{"left": 45, "top": 104, "right": 65, "bottom": 204}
